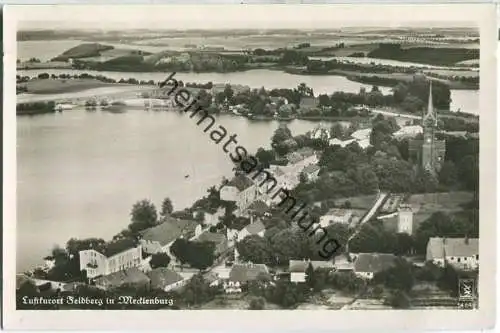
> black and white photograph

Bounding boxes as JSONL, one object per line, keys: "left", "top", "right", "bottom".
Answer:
{"left": 2, "top": 3, "right": 497, "bottom": 331}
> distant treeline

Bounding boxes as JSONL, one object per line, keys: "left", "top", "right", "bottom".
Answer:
{"left": 367, "top": 44, "right": 479, "bottom": 66}
{"left": 17, "top": 101, "right": 56, "bottom": 115}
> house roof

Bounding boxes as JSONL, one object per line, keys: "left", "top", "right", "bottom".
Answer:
{"left": 287, "top": 147, "right": 315, "bottom": 165}
{"left": 353, "top": 253, "right": 397, "bottom": 273}
{"left": 248, "top": 200, "right": 269, "bottom": 214}
{"left": 102, "top": 238, "right": 138, "bottom": 257}
{"left": 148, "top": 268, "right": 184, "bottom": 289}
{"left": 302, "top": 164, "right": 320, "bottom": 175}
{"left": 140, "top": 218, "right": 198, "bottom": 246}
{"left": 243, "top": 220, "right": 266, "bottom": 235}
{"left": 94, "top": 267, "right": 150, "bottom": 288}
{"left": 426, "top": 237, "right": 479, "bottom": 260}
{"left": 299, "top": 97, "right": 319, "bottom": 108}
{"left": 196, "top": 231, "right": 227, "bottom": 245}
{"left": 350, "top": 128, "right": 372, "bottom": 140}
{"left": 227, "top": 175, "right": 254, "bottom": 191}
{"left": 289, "top": 260, "right": 335, "bottom": 272}
{"left": 229, "top": 263, "right": 271, "bottom": 282}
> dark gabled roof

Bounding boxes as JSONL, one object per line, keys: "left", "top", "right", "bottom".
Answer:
{"left": 196, "top": 231, "right": 227, "bottom": 245}
{"left": 227, "top": 175, "right": 254, "bottom": 191}
{"left": 140, "top": 218, "right": 198, "bottom": 246}
{"left": 302, "top": 164, "right": 320, "bottom": 174}
{"left": 244, "top": 220, "right": 266, "bottom": 235}
{"left": 229, "top": 263, "right": 271, "bottom": 282}
{"left": 147, "top": 268, "right": 184, "bottom": 289}
{"left": 94, "top": 267, "right": 150, "bottom": 288}
{"left": 103, "top": 238, "right": 138, "bottom": 257}
{"left": 289, "top": 260, "right": 334, "bottom": 273}
{"left": 248, "top": 200, "right": 269, "bottom": 214}
{"left": 353, "top": 253, "right": 397, "bottom": 273}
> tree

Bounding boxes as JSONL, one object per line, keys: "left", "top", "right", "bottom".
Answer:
{"left": 37, "top": 72, "right": 50, "bottom": 79}
{"left": 129, "top": 199, "right": 158, "bottom": 233}
{"left": 305, "top": 262, "right": 315, "bottom": 289}
{"left": 271, "top": 125, "right": 292, "bottom": 148}
{"left": 248, "top": 296, "right": 266, "bottom": 310}
{"left": 255, "top": 148, "right": 275, "bottom": 168}
{"left": 149, "top": 252, "right": 171, "bottom": 269}
{"left": 387, "top": 290, "right": 411, "bottom": 309}
{"left": 160, "top": 197, "right": 174, "bottom": 217}
{"left": 236, "top": 235, "right": 274, "bottom": 265}
{"left": 439, "top": 161, "right": 459, "bottom": 187}
{"left": 373, "top": 257, "right": 415, "bottom": 292}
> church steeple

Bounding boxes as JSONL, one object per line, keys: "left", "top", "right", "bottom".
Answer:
{"left": 423, "top": 80, "right": 437, "bottom": 127}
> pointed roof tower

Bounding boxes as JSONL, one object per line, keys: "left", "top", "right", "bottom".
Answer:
{"left": 423, "top": 80, "right": 437, "bottom": 127}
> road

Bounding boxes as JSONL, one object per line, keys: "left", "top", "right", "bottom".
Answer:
{"left": 369, "top": 108, "right": 421, "bottom": 120}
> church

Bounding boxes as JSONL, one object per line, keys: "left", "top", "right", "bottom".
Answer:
{"left": 408, "top": 81, "right": 446, "bottom": 174}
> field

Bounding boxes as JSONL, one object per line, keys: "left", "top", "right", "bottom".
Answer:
{"left": 18, "top": 79, "right": 125, "bottom": 94}
{"left": 382, "top": 191, "right": 474, "bottom": 232}
{"left": 423, "top": 69, "right": 479, "bottom": 78}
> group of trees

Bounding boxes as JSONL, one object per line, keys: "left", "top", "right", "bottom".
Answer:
{"left": 170, "top": 238, "right": 216, "bottom": 270}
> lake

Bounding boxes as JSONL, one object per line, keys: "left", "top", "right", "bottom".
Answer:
{"left": 16, "top": 40, "right": 480, "bottom": 272}
{"left": 16, "top": 110, "right": 335, "bottom": 272}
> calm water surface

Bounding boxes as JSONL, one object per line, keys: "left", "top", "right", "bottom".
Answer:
{"left": 17, "top": 110, "right": 329, "bottom": 271}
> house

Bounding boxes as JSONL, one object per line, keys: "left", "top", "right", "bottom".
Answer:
{"left": 237, "top": 219, "right": 266, "bottom": 242}
{"left": 299, "top": 97, "right": 319, "bottom": 111}
{"left": 333, "top": 254, "right": 354, "bottom": 272}
{"left": 247, "top": 200, "right": 270, "bottom": 217}
{"left": 329, "top": 138, "right": 356, "bottom": 147}
{"left": 353, "top": 253, "right": 397, "bottom": 280}
{"left": 220, "top": 175, "right": 259, "bottom": 212}
{"left": 148, "top": 267, "right": 186, "bottom": 292}
{"left": 94, "top": 267, "right": 151, "bottom": 290}
{"left": 79, "top": 240, "right": 143, "bottom": 279}
{"left": 289, "top": 259, "right": 335, "bottom": 283}
{"left": 319, "top": 208, "right": 353, "bottom": 227}
{"left": 269, "top": 96, "right": 288, "bottom": 106}
{"left": 310, "top": 125, "right": 331, "bottom": 141}
{"left": 286, "top": 147, "right": 318, "bottom": 169}
{"left": 350, "top": 128, "right": 372, "bottom": 141}
{"left": 195, "top": 231, "right": 229, "bottom": 256}
{"left": 224, "top": 263, "right": 271, "bottom": 293}
{"left": 426, "top": 237, "right": 479, "bottom": 270}
{"left": 192, "top": 207, "right": 225, "bottom": 226}
{"left": 301, "top": 164, "right": 321, "bottom": 182}
{"left": 393, "top": 125, "right": 423, "bottom": 139}
{"left": 139, "top": 218, "right": 198, "bottom": 256}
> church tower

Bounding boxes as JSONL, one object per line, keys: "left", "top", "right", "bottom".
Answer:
{"left": 408, "top": 80, "right": 446, "bottom": 173}
{"left": 421, "top": 82, "right": 438, "bottom": 172}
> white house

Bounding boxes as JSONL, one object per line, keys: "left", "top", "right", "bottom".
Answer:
{"left": 79, "top": 242, "right": 143, "bottom": 279}
{"left": 350, "top": 128, "right": 372, "bottom": 141}
{"left": 329, "top": 138, "right": 356, "bottom": 147}
{"left": 289, "top": 259, "right": 335, "bottom": 283}
{"left": 397, "top": 204, "right": 414, "bottom": 235}
{"left": 353, "top": 253, "right": 397, "bottom": 280}
{"left": 319, "top": 208, "right": 353, "bottom": 227}
{"left": 148, "top": 267, "right": 187, "bottom": 292}
{"left": 393, "top": 125, "right": 423, "bottom": 139}
{"left": 139, "top": 218, "right": 198, "bottom": 257}
{"left": 426, "top": 237, "right": 479, "bottom": 270}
